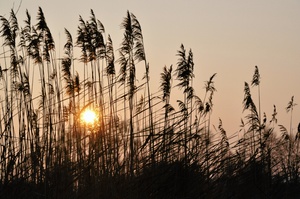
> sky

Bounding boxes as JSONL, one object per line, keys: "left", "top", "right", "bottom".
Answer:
{"left": 1, "top": 0, "right": 300, "bottom": 138}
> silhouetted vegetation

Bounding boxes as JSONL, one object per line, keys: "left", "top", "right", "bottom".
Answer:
{"left": 0, "top": 8, "right": 299, "bottom": 199}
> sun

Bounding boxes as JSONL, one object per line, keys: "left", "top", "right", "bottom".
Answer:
{"left": 81, "top": 109, "right": 97, "bottom": 124}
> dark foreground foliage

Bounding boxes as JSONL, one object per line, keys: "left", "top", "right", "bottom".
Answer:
{"left": 1, "top": 160, "right": 300, "bottom": 199}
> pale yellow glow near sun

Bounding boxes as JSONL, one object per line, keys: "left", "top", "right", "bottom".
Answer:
{"left": 81, "top": 109, "right": 97, "bottom": 124}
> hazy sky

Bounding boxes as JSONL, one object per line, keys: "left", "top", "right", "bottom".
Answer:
{"left": 1, "top": 0, "right": 300, "bottom": 137}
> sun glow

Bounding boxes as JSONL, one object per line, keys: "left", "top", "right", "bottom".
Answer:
{"left": 81, "top": 109, "right": 97, "bottom": 124}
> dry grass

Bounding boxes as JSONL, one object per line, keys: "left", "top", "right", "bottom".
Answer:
{"left": 0, "top": 8, "right": 299, "bottom": 199}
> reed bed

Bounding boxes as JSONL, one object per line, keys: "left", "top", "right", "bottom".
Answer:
{"left": 0, "top": 8, "right": 299, "bottom": 199}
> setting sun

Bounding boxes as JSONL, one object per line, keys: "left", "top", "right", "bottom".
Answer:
{"left": 81, "top": 109, "right": 97, "bottom": 124}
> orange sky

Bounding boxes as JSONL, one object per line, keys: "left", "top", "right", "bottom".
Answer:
{"left": 1, "top": 0, "right": 299, "bottom": 137}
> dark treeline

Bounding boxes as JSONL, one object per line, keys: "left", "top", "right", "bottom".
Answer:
{"left": 0, "top": 7, "right": 299, "bottom": 199}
